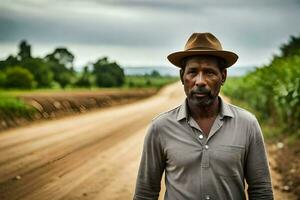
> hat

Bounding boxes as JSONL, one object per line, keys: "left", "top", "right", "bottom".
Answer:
{"left": 167, "top": 32, "right": 238, "bottom": 68}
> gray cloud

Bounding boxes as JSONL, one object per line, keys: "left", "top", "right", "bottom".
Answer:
{"left": 0, "top": 0, "right": 300, "bottom": 67}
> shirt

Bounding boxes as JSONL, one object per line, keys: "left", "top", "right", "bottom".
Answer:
{"left": 134, "top": 97, "right": 273, "bottom": 200}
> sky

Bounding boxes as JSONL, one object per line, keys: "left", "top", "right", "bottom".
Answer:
{"left": 1, "top": 0, "right": 300, "bottom": 70}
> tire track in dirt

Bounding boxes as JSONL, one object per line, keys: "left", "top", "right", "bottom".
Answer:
{"left": 0, "top": 82, "right": 185, "bottom": 200}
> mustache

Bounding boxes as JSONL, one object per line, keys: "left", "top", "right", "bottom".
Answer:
{"left": 191, "top": 87, "right": 211, "bottom": 94}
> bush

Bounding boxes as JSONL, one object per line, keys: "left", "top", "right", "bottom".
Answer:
{"left": 93, "top": 57, "right": 125, "bottom": 87}
{"left": 0, "top": 71, "right": 6, "bottom": 87}
{"left": 4, "top": 66, "right": 36, "bottom": 89}
{"left": 125, "top": 75, "right": 179, "bottom": 89}
{"left": 21, "top": 58, "right": 54, "bottom": 88}
{"left": 75, "top": 66, "right": 93, "bottom": 88}
{"left": 222, "top": 54, "right": 300, "bottom": 135}
{"left": 0, "top": 95, "right": 36, "bottom": 118}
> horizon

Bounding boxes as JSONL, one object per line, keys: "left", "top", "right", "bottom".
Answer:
{"left": 0, "top": 39, "right": 269, "bottom": 72}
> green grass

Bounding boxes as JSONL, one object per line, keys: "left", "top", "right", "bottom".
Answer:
{"left": 0, "top": 95, "right": 36, "bottom": 118}
{"left": 0, "top": 86, "right": 154, "bottom": 97}
{"left": 0, "top": 76, "right": 180, "bottom": 96}
{"left": 0, "top": 76, "right": 179, "bottom": 121}
{"left": 124, "top": 75, "right": 179, "bottom": 89}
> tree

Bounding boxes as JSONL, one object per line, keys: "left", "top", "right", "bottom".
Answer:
{"left": 280, "top": 34, "right": 300, "bottom": 58}
{"left": 18, "top": 40, "right": 32, "bottom": 60}
{"left": 0, "top": 71, "right": 6, "bottom": 87}
{"left": 45, "top": 47, "right": 75, "bottom": 69}
{"left": 92, "top": 57, "right": 125, "bottom": 87}
{"left": 150, "top": 70, "right": 161, "bottom": 77}
{"left": 0, "top": 55, "right": 19, "bottom": 71}
{"left": 4, "top": 66, "right": 36, "bottom": 89}
{"left": 45, "top": 48, "right": 76, "bottom": 88}
{"left": 21, "top": 58, "right": 54, "bottom": 88}
{"left": 75, "top": 66, "right": 93, "bottom": 87}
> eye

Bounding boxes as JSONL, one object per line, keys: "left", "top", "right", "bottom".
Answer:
{"left": 205, "top": 69, "right": 216, "bottom": 76}
{"left": 187, "top": 69, "right": 197, "bottom": 75}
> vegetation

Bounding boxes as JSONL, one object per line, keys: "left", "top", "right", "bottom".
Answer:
{"left": 93, "top": 57, "right": 125, "bottom": 87}
{"left": 0, "top": 95, "right": 36, "bottom": 119}
{"left": 0, "top": 41, "right": 178, "bottom": 121}
{"left": 222, "top": 33, "right": 300, "bottom": 139}
{"left": 125, "top": 73, "right": 178, "bottom": 89}
{"left": 0, "top": 40, "right": 126, "bottom": 89}
{"left": 3, "top": 66, "right": 36, "bottom": 89}
{"left": 0, "top": 40, "right": 177, "bottom": 90}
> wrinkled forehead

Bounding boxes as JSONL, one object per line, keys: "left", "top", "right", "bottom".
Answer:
{"left": 185, "top": 55, "right": 219, "bottom": 65}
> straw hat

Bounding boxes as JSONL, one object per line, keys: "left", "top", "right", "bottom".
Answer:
{"left": 167, "top": 32, "right": 238, "bottom": 68}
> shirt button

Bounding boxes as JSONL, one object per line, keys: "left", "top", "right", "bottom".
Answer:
{"left": 199, "top": 134, "right": 204, "bottom": 139}
{"left": 205, "top": 195, "right": 211, "bottom": 200}
{"left": 205, "top": 145, "right": 209, "bottom": 149}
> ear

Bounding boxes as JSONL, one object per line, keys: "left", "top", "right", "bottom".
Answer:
{"left": 180, "top": 69, "right": 184, "bottom": 84}
{"left": 221, "top": 69, "right": 227, "bottom": 85}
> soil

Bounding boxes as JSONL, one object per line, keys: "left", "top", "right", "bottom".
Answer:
{"left": 269, "top": 140, "right": 300, "bottom": 200}
{"left": 0, "top": 88, "right": 157, "bottom": 132}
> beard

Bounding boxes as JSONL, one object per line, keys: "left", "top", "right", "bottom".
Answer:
{"left": 189, "top": 86, "right": 218, "bottom": 107}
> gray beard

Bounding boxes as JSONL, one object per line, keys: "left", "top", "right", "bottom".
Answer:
{"left": 190, "top": 95, "right": 216, "bottom": 107}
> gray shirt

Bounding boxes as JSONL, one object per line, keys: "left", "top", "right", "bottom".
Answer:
{"left": 134, "top": 98, "right": 273, "bottom": 200}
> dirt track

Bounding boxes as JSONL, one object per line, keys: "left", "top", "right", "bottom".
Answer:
{"left": 0, "top": 82, "right": 295, "bottom": 200}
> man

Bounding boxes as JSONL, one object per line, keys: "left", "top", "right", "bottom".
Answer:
{"left": 134, "top": 32, "right": 273, "bottom": 200}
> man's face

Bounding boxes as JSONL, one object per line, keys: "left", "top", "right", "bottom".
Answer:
{"left": 180, "top": 56, "right": 227, "bottom": 107}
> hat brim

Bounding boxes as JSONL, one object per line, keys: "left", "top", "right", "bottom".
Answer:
{"left": 167, "top": 50, "right": 238, "bottom": 68}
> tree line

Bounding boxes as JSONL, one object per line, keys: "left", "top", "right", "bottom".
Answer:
{"left": 0, "top": 41, "right": 125, "bottom": 89}
{"left": 222, "top": 34, "right": 300, "bottom": 136}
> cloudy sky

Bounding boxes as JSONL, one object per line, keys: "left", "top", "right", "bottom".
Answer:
{"left": 1, "top": 0, "right": 300, "bottom": 70}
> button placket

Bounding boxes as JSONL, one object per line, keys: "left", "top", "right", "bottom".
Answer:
{"left": 187, "top": 121, "right": 205, "bottom": 145}
{"left": 201, "top": 143, "right": 210, "bottom": 168}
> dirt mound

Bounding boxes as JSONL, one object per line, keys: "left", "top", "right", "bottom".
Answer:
{"left": 0, "top": 89, "right": 157, "bottom": 132}
{"left": 270, "top": 140, "right": 300, "bottom": 199}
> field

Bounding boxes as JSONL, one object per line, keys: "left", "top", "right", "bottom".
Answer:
{"left": 124, "top": 75, "right": 179, "bottom": 88}
{"left": 0, "top": 75, "right": 179, "bottom": 131}
{"left": 0, "top": 88, "right": 158, "bottom": 131}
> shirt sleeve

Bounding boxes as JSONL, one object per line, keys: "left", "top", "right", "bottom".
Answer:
{"left": 245, "top": 117, "right": 274, "bottom": 200}
{"left": 133, "top": 121, "right": 165, "bottom": 200}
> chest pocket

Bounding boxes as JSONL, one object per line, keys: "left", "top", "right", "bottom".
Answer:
{"left": 210, "top": 145, "right": 245, "bottom": 177}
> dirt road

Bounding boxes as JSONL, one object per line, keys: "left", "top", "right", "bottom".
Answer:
{"left": 0, "top": 82, "right": 295, "bottom": 200}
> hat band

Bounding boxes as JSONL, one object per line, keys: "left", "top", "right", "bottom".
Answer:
{"left": 186, "top": 47, "right": 221, "bottom": 51}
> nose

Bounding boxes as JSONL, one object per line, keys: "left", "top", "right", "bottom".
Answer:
{"left": 195, "top": 72, "right": 206, "bottom": 87}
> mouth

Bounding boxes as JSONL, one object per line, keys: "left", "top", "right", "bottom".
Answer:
{"left": 193, "top": 92, "right": 208, "bottom": 97}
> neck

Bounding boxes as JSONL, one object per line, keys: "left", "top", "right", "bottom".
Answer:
{"left": 188, "top": 97, "right": 220, "bottom": 119}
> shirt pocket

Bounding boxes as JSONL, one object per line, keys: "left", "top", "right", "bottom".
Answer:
{"left": 210, "top": 145, "right": 245, "bottom": 177}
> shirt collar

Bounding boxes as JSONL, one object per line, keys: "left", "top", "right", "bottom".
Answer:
{"left": 176, "top": 96, "right": 234, "bottom": 121}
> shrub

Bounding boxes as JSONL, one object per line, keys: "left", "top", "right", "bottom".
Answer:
{"left": 93, "top": 57, "right": 125, "bottom": 87}
{"left": 0, "top": 95, "right": 36, "bottom": 118}
{"left": 222, "top": 53, "right": 300, "bottom": 135}
{"left": 4, "top": 66, "right": 36, "bottom": 89}
{"left": 0, "top": 71, "right": 6, "bottom": 87}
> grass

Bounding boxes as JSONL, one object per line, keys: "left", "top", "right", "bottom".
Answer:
{"left": 0, "top": 95, "right": 36, "bottom": 118}
{"left": 0, "top": 76, "right": 179, "bottom": 96}
{"left": 0, "top": 75, "right": 179, "bottom": 122}
{"left": 124, "top": 75, "right": 179, "bottom": 89}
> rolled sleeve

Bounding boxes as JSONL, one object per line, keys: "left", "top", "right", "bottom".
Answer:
{"left": 134, "top": 122, "right": 165, "bottom": 200}
{"left": 245, "top": 118, "right": 274, "bottom": 200}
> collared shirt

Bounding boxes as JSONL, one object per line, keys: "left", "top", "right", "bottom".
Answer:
{"left": 134, "top": 97, "right": 273, "bottom": 200}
